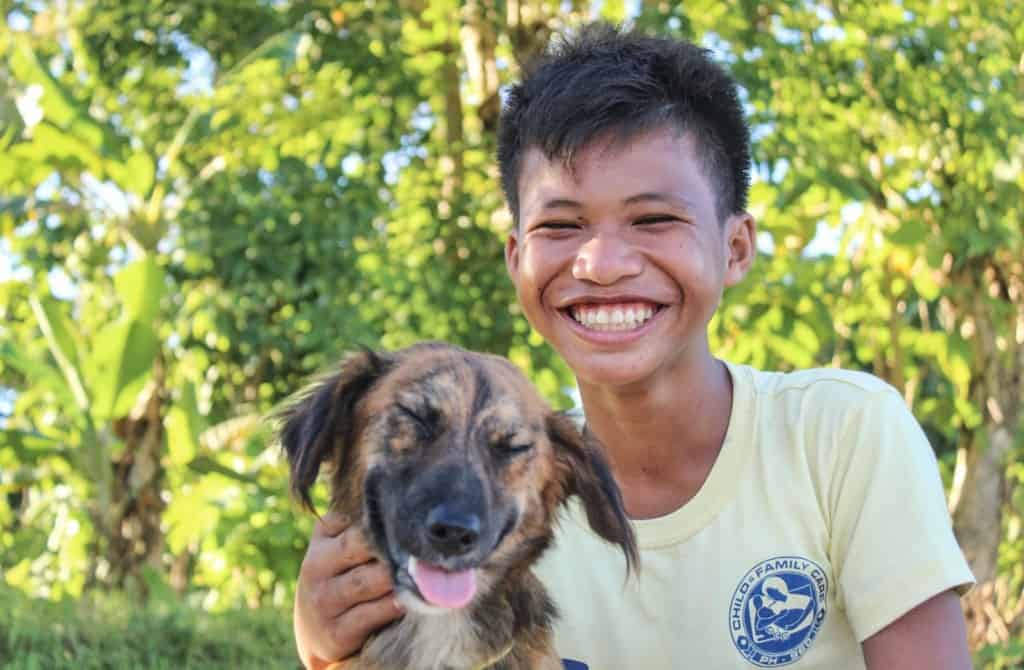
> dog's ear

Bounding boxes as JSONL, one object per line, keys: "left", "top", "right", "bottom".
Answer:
{"left": 278, "top": 349, "right": 393, "bottom": 511}
{"left": 547, "top": 412, "right": 638, "bottom": 573}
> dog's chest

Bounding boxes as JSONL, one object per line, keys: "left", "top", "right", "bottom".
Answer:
{"left": 364, "top": 610, "right": 491, "bottom": 670}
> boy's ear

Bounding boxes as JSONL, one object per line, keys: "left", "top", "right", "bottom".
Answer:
{"left": 547, "top": 412, "right": 638, "bottom": 574}
{"left": 277, "top": 349, "right": 393, "bottom": 511}
{"left": 504, "top": 232, "right": 520, "bottom": 279}
{"left": 724, "top": 211, "right": 756, "bottom": 287}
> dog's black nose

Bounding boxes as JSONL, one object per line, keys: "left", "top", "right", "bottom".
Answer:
{"left": 425, "top": 505, "right": 481, "bottom": 556}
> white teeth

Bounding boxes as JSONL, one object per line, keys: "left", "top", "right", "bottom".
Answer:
{"left": 570, "top": 305, "right": 658, "bottom": 331}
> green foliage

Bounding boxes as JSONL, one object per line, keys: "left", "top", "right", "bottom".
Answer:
{"left": 975, "top": 640, "right": 1024, "bottom": 670}
{"left": 0, "top": 583, "right": 298, "bottom": 669}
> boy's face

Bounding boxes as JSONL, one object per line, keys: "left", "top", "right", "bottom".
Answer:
{"left": 505, "top": 126, "right": 755, "bottom": 389}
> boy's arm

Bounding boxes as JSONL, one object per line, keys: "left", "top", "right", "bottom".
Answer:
{"left": 822, "top": 384, "right": 974, "bottom": 665}
{"left": 861, "top": 589, "right": 971, "bottom": 669}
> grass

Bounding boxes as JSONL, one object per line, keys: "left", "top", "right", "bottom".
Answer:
{"left": 0, "top": 585, "right": 299, "bottom": 669}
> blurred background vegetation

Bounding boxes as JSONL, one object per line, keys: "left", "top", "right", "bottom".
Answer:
{"left": 0, "top": 0, "right": 1021, "bottom": 667}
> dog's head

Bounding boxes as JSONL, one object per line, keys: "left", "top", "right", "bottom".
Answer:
{"left": 279, "top": 342, "right": 636, "bottom": 613}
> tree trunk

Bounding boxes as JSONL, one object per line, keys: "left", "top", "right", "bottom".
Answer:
{"left": 441, "top": 38, "right": 465, "bottom": 195}
{"left": 953, "top": 426, "right": 1011, "bottom": 583}
{"left": 951, "top": 265, "right": 1023, "bottom": 648}
{"left": 90, "top": 365, "right": 167, "bottom": 594}
{"left": 460, "top": 0, "right": 501, "bottom": 133}
{"left": 954, "top": 424, "right": 1018, "bottom": 649}
{"left": 505, "top": 0, "right": 554, "bottom": 69}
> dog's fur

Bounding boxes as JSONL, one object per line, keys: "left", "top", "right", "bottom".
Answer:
{"left": 280, "top": 342, "right": 637, "bottom": 670}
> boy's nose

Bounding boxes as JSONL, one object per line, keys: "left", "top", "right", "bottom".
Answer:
{"left": 572, "top": 232, "right": 643, "bottom": 285}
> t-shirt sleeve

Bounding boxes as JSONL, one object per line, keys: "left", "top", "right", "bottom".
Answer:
{"left": 825, "top": 387, "right": 975, "bottom": 642}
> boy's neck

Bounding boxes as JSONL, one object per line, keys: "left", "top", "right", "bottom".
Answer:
{"left": 577, "top": 354, "right": 734, "bottom": 519}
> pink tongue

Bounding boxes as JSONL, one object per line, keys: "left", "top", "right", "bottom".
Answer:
{"left": 410, "top": 559, "right": 477, "bottom": 609}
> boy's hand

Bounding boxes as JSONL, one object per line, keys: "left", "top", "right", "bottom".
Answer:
{"left": 294, "top": 511, "right": 404, "bottom": 669}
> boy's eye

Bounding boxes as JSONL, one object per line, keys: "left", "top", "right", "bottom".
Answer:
{"left": 633, "top": 215, "right": 677, "bottom": 226}
{"left": 529, "top": 221, "right": 581, "bottom": 235}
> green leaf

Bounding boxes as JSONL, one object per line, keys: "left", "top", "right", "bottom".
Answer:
{"left": 911, "top": 267, "right": 941, "bottom": 301}
{"left": 0, "top": 197, "right": 29, "bottom": 217}
{"left": 954, "top": 397, "right": 983, "bottom": 429}
{"left": 29, "top": 122, "right": 105, "bottom": 175}
{"left": 86, "top": 320, "right": 160, "bottom": 420}
{"left": 9, "top": 36, "right": 122, "bottom": 158}
{"left": 600, "top": 0, "right": 628, "bottom": 22}
{"left": 231, "top": 31, "right": 305, "bottom": 78}
{"left": 166, "top": 407, "right": 198, "bottom": 467}
{"left": 187, "top": 456, "right": 261, "bottom": 486}
{"left": 0, "top": 429, "right": 65, "bottom": 462}
{"left": 166, "top": 384, "right": 202, "bottom": 467}
{"left": 820, "top": 171, "right": 871, "bottom": 202}
{"left": 32, "top": 297, "right": 82, "bottom": 369}
{"left": 0, "top": 341, "right": 68, "bottom": 398}
{"left": 888, "top": 219, "right": 927, "bottom": 246}
{"left": 116, "top": 151, "right": 157, "bottom": 198}
{"left": 9, "top": 36, "right": 78, "bottom": 127}
{"left": 776, "top": 176, "right": 812, "bottom": 210}
{"left": 767, "top": 333, "right": 816, "bottom": 368}
{"left": 114, "top": 255, "right": 166, "bottom": 324}
{"left": 68, "top": 116, "right": 107, "bottom": 153}
{"left": 791, "top": 320, "right": 821, "bottom": 353}
{"left": 28, "top": 296, "right": 91, "bottom": 414}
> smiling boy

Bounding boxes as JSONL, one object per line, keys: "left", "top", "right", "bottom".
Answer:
{"left": 291, "top": 24, "right": 973, "bottom": 669}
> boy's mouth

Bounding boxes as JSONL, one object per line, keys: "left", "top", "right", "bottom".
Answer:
{"left": 567, "top": 302, "right": 663, "bottom": 332}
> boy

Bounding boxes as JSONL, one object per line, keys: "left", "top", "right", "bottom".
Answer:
{"left": 292, "top": 24, "right": 973, "bottom": 669}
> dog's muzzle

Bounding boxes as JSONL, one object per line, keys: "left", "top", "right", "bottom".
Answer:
{"left": 370, "top": 463, "right": 517, "bottom": 611}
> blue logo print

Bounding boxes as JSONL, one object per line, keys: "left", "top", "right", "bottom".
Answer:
{"left": 729, "top": 556, "right": 828, "bottom": 667}
{"left": 562, "top": 661, "right": 589, "bottom": 670}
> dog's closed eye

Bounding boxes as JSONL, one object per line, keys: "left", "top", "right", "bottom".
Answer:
{"left": 487, "top": 425, "right": 535, "bottom": 457}
{"left": 493, "top": 438, "right": 533, "bottom": 456}
{"left": 396, "top": 401, "right": 442, "bottom": 439}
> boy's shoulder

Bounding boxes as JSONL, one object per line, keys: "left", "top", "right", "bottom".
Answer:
{"left": 725, "top": 362, "right": 925, "bottom": 468}
{"left": 729, "top": 360, "right": 899, "bottom": 400}
{"left": 726, "top": 361, "right": 907, "bottom": 425}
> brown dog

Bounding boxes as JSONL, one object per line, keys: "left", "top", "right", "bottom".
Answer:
{"left": 280, "top": 342, "right": 636, "bottom": 670}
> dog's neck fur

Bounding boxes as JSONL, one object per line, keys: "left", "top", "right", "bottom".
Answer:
{"left": 362, "top": 569, "right": 556, "bottom": 670}
{"left": 366, "top": 606, "right": 484, "bottom": 670}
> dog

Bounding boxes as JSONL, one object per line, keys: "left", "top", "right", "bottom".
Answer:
{"left": 279, "top": 342, "right": 637, "bottom": 670}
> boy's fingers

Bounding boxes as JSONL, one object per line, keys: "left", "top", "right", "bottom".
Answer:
{"left": 332, "top": 595, "right": 404, "bottom": 652}
{"left": 303, "top": 526, "right": 376, "bottom": 578}
{"left": 334, "top": 561, "right": 394, "bottom": 611}
{"left": 334, "top": 527, "right": 374, "bottom": 565}
{"left": 313, "top": 510, "right": 350, "bottom": 538}
{"left": 309, "top": 560, "right": 393, "bottom": 618}
{"left": 294, "top": 520, "right": 399, "bottom": 668}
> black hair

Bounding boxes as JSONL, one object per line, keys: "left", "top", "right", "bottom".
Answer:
{"left": 497, "top": 23, "right": 751, "bottom": 224}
